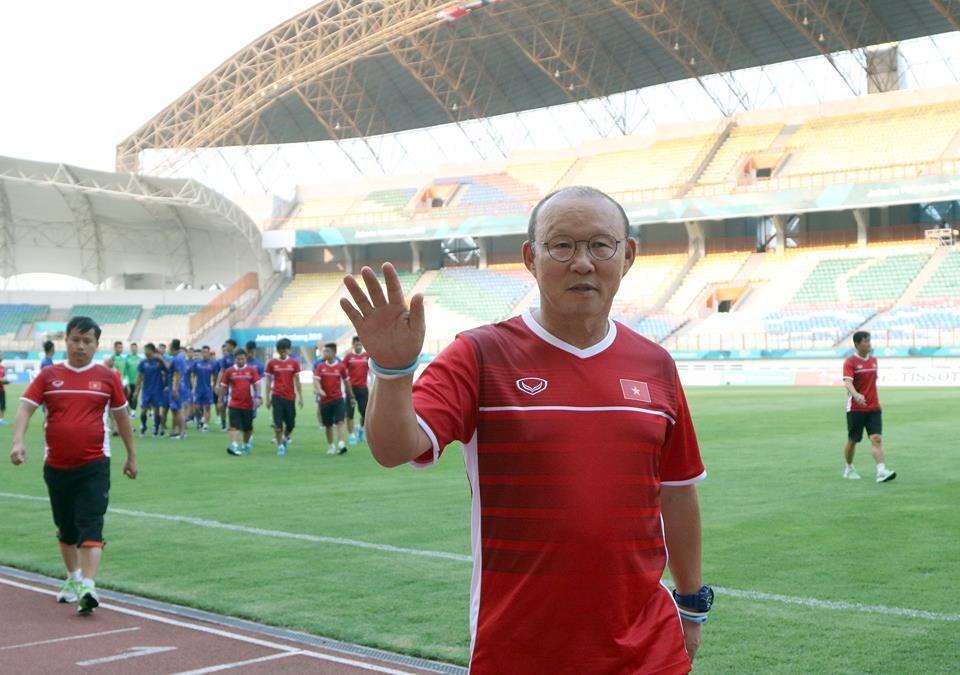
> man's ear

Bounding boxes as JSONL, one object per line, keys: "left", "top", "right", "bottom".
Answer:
{"left": 522, "top": 240, "right": 537, "bottom": 275}
{"left": 622, "top": 237, "right": 637, "bottom": 277}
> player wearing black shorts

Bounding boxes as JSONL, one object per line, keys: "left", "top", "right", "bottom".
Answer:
{"left": 343, "top": 336, "right": 370, "bottom": 444}
{"left": 10, "top": 316, "right": 138, "bottom": 615}
{"left": 842, "top": 331, "right": 896, "bottom": 483}
{"left": 313, "top": 343, "right": 353, "bottom": 455}
{"left": 265, "top": 338, "right": 303, "bottom": 456}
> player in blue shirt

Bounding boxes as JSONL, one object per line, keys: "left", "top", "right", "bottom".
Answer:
{"left": 168, "top": 339, "right": 191, "bottom": 439}
{"left": 192, "top": 345, "right": 219, "bottom": 432}
{"left": 40, "top": 340, "right": 56, "bottom": 369}
{"left": 133, "top": 343, "right": 168, "bottom": 437}
{"left": 215, "top": 339, "right": 237, "bottom": 430}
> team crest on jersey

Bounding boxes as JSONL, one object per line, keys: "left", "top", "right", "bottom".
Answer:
{"left": 516, "top": 377, "right": 548, "bottom": 396}
{"left": 88, "top": 381, "right": 102, "bottom": 391}
{"left": 51, "top": 380, "right": 64, "bottom": 388}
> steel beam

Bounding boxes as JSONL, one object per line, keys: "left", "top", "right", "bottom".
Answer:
{"left": 0, "top": 181, "right": 15, "bottom": 284}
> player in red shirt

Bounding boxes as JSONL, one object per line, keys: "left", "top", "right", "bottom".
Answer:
{"left": 219, "top": 349, "right": 261, "bottom": 456}
{"left": 0, "top": 350, "right": 9, "bottom": 425}
{"left": 313, "top": 342, "right": 353, "bottom": 455}
{"left": 342, "top": 335, "right": 370, "bottom": 444}
{"left": 9, "top": 316, "right": 138, "bottom": 615}
{"left": 265, "top": 337, "right": 303, "bottom": 456}
{"left": 341, "top": 187, "right": 711, "bottom": 673}
{"left": 842, "top": 331, "right": 896, "bottom": 483}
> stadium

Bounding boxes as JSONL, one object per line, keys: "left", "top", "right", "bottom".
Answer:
{"left": 1, "top": 0, "right": 958, "bottom": 672}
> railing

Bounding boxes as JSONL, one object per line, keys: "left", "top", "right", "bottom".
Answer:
{"left": 188, "top": 272, "right": 260, "bottom": 342}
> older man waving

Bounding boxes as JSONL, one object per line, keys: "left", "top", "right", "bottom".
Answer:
{"left": 341, "top": 186, "right": 711, "bottom": 674}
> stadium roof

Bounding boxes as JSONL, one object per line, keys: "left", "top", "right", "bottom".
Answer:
{"left": 117, "top": 0, "right": 956, "bottom": 170}
{"left": 0, "top": 156, "right": 261, "bottom": 286}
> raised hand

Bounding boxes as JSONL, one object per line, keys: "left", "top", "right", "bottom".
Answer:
{"left": 340, "top": 264, "right": 425, "bottom": 369}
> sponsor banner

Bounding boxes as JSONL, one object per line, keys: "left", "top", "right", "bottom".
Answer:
{"left": 677, "top": 357, "right": 960, "bottom": 387}
{"left": 231, "top": 327, "right": 341, "bottom": 348}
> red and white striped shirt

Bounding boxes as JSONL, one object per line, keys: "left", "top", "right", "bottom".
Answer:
{"left": 412, "top": 311, "right": 705, "bottom": 674}
{"left": 21, "top": 362, "right": 127, "bottom": 469}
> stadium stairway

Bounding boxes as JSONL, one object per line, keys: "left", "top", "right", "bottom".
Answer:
{"left": 130, "top": 308, "right": 153, "bottom": 342}
{"left": 242, "top": 274, "right": 292, "bottom": 327}
{"left": 652, "top": 252, "right": 700, "bottom": 312}
{"left": 894, "top": 247, "right": 951, "bottom": 307}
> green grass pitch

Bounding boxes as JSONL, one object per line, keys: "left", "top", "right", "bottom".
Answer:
{"left": 1, "top": 384, "right": 958, "bottom": 671}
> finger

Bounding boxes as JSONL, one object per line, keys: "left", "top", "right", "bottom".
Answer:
{"left": 343, "top": 275, "right": 374, "bottom": 316}
{"left": 339, "top": 297, "right": 365, "bottom": 332}
{"left": 408, "top": 293, "right": 426, "bottom": 334}
{"left": 382, "top": 263, "right": 405, "bottom": 306}
{"left": 360, "top": 266, "right": 388, "bottom": 307}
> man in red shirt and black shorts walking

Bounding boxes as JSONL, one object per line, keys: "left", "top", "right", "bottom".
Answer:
{"left": 9, "top": 316, "right": 138, "bottom": 615}
{"left": 842, "top": 331, "right": 896, "bottom": 483}
{"left": 343, "top": 335, "right": 370, "bottom": 444}
{"left": 314, "top": 343, "right": 353, "bottom": 456}
{"left": 265, "top": 337, "right": 303, "bottom": 456}
{"left": 220, "top": 349, "right": 261, "bottom": 456}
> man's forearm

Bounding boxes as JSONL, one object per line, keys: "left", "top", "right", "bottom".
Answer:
{"left": 366, "top": 377, "right": 430, "bottom": 467}
{"left": 661, "top": 484, "right": 703, "bottom": 595}
{"left": 12, "top": 404, "right": 35, "bottom": 444}
{"left": 113, "top": 411, "right": 136, "bottom": 457}
{"left": 844, "top": 380, "right": 860, "bottom": 397}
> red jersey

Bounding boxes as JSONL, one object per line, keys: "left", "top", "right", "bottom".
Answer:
{"left": 222, "top": 365, "right": 261, "bottom": 410}
{"left": 313, "top": 360, "right": 347, "bottom": 404}
{"left": 21, "top": 362, "right": 127, "bottom": 469}
{"left": 342, "top": 351, "right": 370, "bottom": 389}
{"left": 412, "top": 311, "right": 705, "bottom": 674}
{"left": 0, "top": 364, "right": 6, "bottom": 391}
{"left": 265, "top": 357, "right": 301, "bottom": 401}
{"left": 843, "top": 353, "right": 879, "bottom": 411}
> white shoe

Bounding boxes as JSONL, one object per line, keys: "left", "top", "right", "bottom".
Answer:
{"left": 327, "top": 445, "right": 337, "bottom": 455}
{"left": 876, "top": 468, "right": 897, "bottom": 483}
{"left": 56, "top": 579, "right": 79, "bottom": 603}
{"left": 843, "top": 466, "right": 861, "bottom": 480}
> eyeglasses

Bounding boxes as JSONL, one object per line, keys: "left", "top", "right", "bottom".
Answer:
{"left": 537, "top": 234, "right": 624, "bottom": 262}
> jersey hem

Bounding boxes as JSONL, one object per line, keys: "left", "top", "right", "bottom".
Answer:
{"left": 409, "top": 414, "right": 441, "bottom": 469}
{"left": 19, "top": 397, "right": 40, "bottom": 408}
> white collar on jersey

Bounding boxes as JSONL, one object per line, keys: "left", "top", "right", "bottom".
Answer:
{"left": 62, "top": 361, "right": 98, "bottom": 374}
{"left": 853, "top": 352, "right": 872, "bottom": 361}
{"left": 521, "top": 309, "right": 617, "bottom": 359}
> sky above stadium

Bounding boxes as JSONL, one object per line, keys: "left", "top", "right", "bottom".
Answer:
{"left": 0, "top": 1, "right": 316, "bottom": 171}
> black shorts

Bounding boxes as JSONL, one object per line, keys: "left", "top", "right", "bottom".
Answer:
{"left": 228, "top": 407, "right": 254, "bottom": 432}
{"left": 43, "top": 458, "right": 110, "bottom": 547}
{"left": 272, "top": 395, "right": 296, "bottom": 434}
{"left": 0, "top": 389, "right": 6, "bottom": 412}
{"left": 347, "top": 386, "right": 369, "bottom": 421}
{"left": 320, "top": 399, "right": 346, "bottom": 427}
{"left": 847, "top": 410, "right": 882, "bottom": 442}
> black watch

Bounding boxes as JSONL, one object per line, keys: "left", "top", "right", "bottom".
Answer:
{"left": 673, "top": 585, "right": 714, "bottom": 612}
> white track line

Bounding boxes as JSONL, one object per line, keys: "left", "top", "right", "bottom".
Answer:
{"left": 2, "top": 491, "right": 957, "bottom": 623}
{"left": 0, "top": 626, "right": 140, "bottom": 651}
{"left": 170, "top": 650, "right": 304, "bottom": 674}
{"left": 0, "top": 492, "right": 470, "bottom": 563}
{"left": 0, "top": 577, "right": 414, "bottom": 674}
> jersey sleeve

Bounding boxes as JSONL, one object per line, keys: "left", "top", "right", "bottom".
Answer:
{"left": 659, "top": 369, "right": 706, "bottom": 486}
{"left": 339, "top": 363, "right": 349, "bottom": 381}
{"left": 265, "top": 360, "right": 275, "bottom": 376}
{"left": 251, "top": 368, "right": 262, "bottom": 383}
{"left": 21, "top": 370, "right": 46, "bottom": 407}
{"left": 110, "top": 369, "right": 128, "bottom": 410}
{"left": 411, "top": 336, "right": 480, "bottom": 468}
{"left": 842, "top": 357, "right": 854, "bottom": 381}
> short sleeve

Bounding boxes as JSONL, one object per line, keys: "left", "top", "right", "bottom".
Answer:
{"left": 842, "top": 358, "right": 854, "bottom": 380}
{"left": 411, "top": 336, "right": 480, "bottom": 467}
{"left": 21, "top": 371, "right": 46, "bottom": 407}
{"left": 339, "top": 363, "right": 348, "bottom": 380}
{"left": 251, "top": 368, "right": 261, "bottom": 383}
{"left": 110, "top": 369, "right": 128, "bottom": 410}
{"left": 659, "top": 369, "right": 706, "bottom": 486}
{"left": 137, "top": 360, "right": 145, "bottom": 374}
{"left": 265, "top": 361, "right": 275, "bottom": 376}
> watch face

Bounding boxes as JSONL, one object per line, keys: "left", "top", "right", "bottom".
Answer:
{"left": 703, "top": 585, "right": 714, "bottom": 610}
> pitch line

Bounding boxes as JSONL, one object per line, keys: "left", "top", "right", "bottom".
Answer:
{"left": 2, "top": 491, "right": 957, "bottom": 623}
{"left": 170, "top": 650, "right": 305, "bottom": 674}
{"left": 0, "top": 626, "right": 140, "bottom": 651}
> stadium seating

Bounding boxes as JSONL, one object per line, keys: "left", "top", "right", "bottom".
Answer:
{"left": 790, "top": 257, "right": 869, "bottom": 304}
{"left": 70, "top": 305, "right": 142, "bottom": 343}
{"left": 779, "top": 102, "right": 960, "bottom": 177}
{"left": 504, "top": 158, "right": 575, "bottom": 196}
{"left": 762, "top": 308, "right": 876, "bottom": 347}
{"left": 868, "top": 305, "right": 960, "bottom": 346}
{"left": 634, "top": 314, "right": 687, "bottom": 343}
{"left": 423, "top": 266, "right": 534, "bottom": 324}
{"left": 292, "top": 193, "right": 363, "bottom": 228}
{"left": 354, "top": 188, "right": 417, "bottom": 215}
{"left": 0, "top": 304, "right": 48, "bottom": 339}
{"left": 570, "top": 134, "right": 714, "bottom": 195}
{"left": 611, "top": 254, "right": 688, "bottom": 318}
{"left": 453, "top": 173, "right": 539, "bottom": 211}
{"left": 690, "top": 123, "right": 784, "bottom": 192}
{"left": 142, "top": 305, "right": 204, "bottom": 344}
{"left": 846, "top": 253, "right": 930, "bottom": 303}
{"left": 918, "top": 250, "right": 960, "bottom": 299}
{"left": 664, "top": 251, "right": 751, "bottom": 315}
{"left": 259, "top": 274, "right": 345, "bottom": 327}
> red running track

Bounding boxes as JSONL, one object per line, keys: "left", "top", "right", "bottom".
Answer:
{"left": 0, "top": 570, "right": 459, "bottom": 674}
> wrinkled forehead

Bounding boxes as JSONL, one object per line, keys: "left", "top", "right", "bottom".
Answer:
{"left": 535, "top": 193, "right": 623, "bottom": 241}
